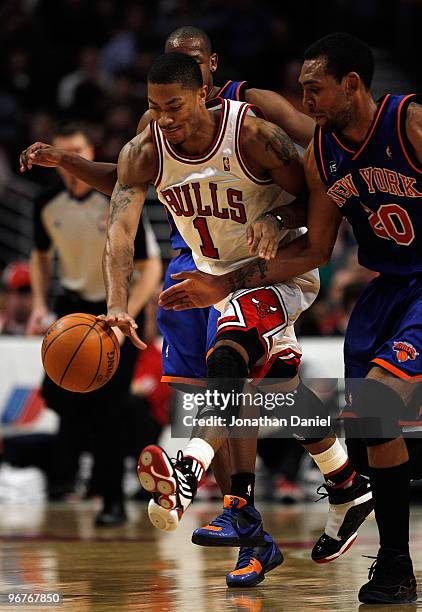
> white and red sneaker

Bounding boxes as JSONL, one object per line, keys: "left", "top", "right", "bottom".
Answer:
{"left": 138, "top": 445, "right": 204, "bottom": 532}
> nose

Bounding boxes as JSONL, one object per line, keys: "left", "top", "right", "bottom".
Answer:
{"left": 302, "top": 91, "right": 314, "bottom": 112}
{"left": 158, "top": 112, "right": 174, "bottom": 129}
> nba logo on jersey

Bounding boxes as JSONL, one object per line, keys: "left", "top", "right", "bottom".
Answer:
{"left": 223, "top": 156, "right": 230, "bottom": 172}
{"left": 392, "top": 340, "right": 419, "bottom": 363}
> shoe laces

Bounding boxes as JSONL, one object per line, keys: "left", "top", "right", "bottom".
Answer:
{"left": 235, "top": 546, "right": 255, "bottom": 570}
{"left": 363, "top": 554, "right": 406, "bottom": 584}
{"left": 363, "top": 555, "right": 378, "bottom": 580}
{"left": 172, "top": 450, "right": 193, "bottom": 474}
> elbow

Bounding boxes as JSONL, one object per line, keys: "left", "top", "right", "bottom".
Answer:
{"left": 315, "top": 246, "right": 334, "bottom": 268}
{"left": 303, "top": 237, "right": 333, "bottom": 268}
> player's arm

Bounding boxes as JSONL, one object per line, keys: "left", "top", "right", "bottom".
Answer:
{"left": 99, "top": 131, "right": 156, "bottom": 347}
{"left": 245, "top": 88, "right": 314, "bottom": 148}
{"left": 159, "top": 143, "right": 342, "bottom": 310}
{"left": 406, "top": 102, "right": 422, "bottom": 163}
{"left": 26, "top": 191, "right": 56, "bottom": 335}
{"left": 227, "top": 143, "right": 342, "bottom": 285}
{"left": 19, "top": 110, "right": 152, "bottom": 195}
{"left": 27, "top": 249, "right": 52, "bottom": 334}
{"left": 19, "top": 143, "right": 118, "bottom": 196}
{"left": 242, "top": 117, "right": 308, "bottom": 258}
{"left": 247, "top": 117, "right": 306, "bottom": 195}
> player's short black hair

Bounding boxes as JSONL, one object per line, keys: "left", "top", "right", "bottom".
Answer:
{"left": 52, "top": 121, "right": 93, "bottom": 143}
{"left": 148, "top": 52, "right": 203, "bottom": 90}
{"left": 304, "top": 32, "right": 374, "bottom": 89}
{"left": 166, "top": 26, "right": 212, "bottom": 54}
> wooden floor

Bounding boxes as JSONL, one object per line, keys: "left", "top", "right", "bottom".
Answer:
{"left": 0, "top": 501, "right": 421, "bottom": 611}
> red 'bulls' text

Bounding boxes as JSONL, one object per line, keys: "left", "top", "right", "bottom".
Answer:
{"left": 161, "top": 182, "right": 247, "bottom": 224}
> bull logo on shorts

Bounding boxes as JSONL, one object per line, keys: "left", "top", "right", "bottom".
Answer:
{"left": 251, "top": 296, "right": 278, "bottom": 319}
{"left": 393, "top": 341, "right": 419, "bottom": 363}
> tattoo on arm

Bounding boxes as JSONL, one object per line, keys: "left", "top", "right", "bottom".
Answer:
{"left": 229, "top": 259, "right": 268, "bottom": 292}
{"left": 103, "top": 242, "right": 134, "bottom": 308}
{"left": 109, "top": 184, "right": 136, "bottom": 225}
{"left": 265, "top": 126, "right": 299, "bottom": 166}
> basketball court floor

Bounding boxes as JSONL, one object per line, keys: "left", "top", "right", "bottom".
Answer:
{"left": 0, "top": 501, "right": 421, "bottom": 611}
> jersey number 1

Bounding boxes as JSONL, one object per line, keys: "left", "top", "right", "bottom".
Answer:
{"left": 193, "top": 217, "right": 220, "bottom": 259}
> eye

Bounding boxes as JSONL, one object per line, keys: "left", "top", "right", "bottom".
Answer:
{"left": 169, "top": 106, "right": 182, "bottom": 111}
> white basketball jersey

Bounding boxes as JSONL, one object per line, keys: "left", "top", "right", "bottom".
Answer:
{"left": 151, "top": 99, "right": 296, "bottom": 275}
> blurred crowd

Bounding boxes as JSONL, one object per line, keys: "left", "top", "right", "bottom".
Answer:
{"left": 0, "top": 0, "right": 420, "bottom": 179}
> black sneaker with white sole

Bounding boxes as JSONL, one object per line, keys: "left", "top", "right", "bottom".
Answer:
{"left": 358, "top": 548, "right": 417, "bottom": 604}
{"left": 312, "top": 474, "right": 374, "bottom": 563}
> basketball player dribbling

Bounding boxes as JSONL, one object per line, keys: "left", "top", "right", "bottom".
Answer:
{"left": 99, "top": 52, "right": 374, "bottom": 588}
{"left": 20, "top": 28, "right": 374, "bottom": 586}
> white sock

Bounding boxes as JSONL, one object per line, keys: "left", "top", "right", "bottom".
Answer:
{"left": 310, "top": 439, "right": 348, "bottom": 477}
{"left": 184, "top": 438, "right": 214, "bottom": 475}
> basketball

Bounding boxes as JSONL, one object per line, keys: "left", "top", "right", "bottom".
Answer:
{"left": 41, "top": 313, "right": 120, "bottom": 392}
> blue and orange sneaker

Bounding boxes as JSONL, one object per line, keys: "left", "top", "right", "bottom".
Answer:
{"left": 226, "top": 532, "right": 284, "bottom": 587}
{"left": 191, "top": 495, "right": 267, "bottom": 547}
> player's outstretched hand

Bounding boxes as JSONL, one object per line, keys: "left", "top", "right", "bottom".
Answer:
{"left": 19, "top": 142, "right": 65, "bottom": 173}
{"left": 159, "top": 270, "right": 229, "bottom": 310}
{"left": 96, "top": 311, "right": 147, "bottom": 349}
{"left": 247, "top": 214, "right": 282, "bottom": 260}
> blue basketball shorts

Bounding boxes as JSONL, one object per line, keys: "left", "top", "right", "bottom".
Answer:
{"left": 344, "top": 273, "right": 422, "bottom": 380}
{"left": 157, "top": 250, "right": 219, "bottom": 382}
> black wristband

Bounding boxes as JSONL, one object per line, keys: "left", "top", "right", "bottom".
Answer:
{"left": 264, "top": 211, "right": 284, "bottom": 231}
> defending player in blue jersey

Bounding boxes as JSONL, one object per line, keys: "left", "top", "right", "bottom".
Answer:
{"left": 159, "top": 33, "right": 421, "bottom": 605}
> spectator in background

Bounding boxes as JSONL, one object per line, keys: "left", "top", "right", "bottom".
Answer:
{"left": 26, "top": 122, "right": 162, "bottom": 526}
{"left": 57, "top": 46, "right": 108, "bottom": 111}
{"left": 99, "top": 3, "right": 148, "bottom": 75}
{"left": 0, "top": 261, "right": 32, "bottom": 334}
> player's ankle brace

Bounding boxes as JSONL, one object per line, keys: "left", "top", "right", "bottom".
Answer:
{"left": 288, "top": 382, "right": 332, "bottom": 441}
{"left": 348, "top": 378, "right": 404, "bottom": 443}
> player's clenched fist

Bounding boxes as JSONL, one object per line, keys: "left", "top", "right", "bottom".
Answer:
{"left": 247, "top": 213, "right": 283, "bottom": 260}
{"left": 19, "top": 142, "right": 64, "bottom": 172}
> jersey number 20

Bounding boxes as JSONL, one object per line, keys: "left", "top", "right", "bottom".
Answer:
{"left": 362, "top": 203, "right": 415, "bottom": 246}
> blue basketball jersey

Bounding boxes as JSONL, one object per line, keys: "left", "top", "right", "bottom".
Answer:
{"left": 314, "top": 94, "right": 422, "bottom": 275}
{"left": 166, "top": 80, "right": 247, "bottom": 250}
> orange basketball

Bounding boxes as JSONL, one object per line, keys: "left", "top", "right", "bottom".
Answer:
{"left": 41, "top": 313, "right": 120, "bottom": 392}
